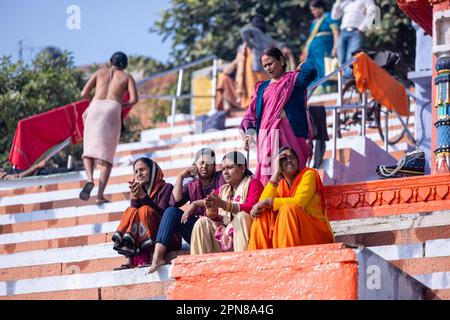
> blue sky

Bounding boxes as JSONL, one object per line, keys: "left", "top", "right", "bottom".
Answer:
{"left": 0, "top": 0, "right": 172, "bottom": 66}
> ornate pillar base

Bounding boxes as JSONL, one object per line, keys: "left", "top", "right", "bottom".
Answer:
{"left": 432, "top": 5, "right": 450, "bottom": 173}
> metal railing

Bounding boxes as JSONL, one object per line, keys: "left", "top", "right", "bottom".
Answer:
{"left": 138, "top": 54, "right": 417, "bottom": 161}
{"left": 307, "top": 57, "right": 416, "bottom": 159}
{"left": 137, "top": 55, "right": 219, "bottom": 127}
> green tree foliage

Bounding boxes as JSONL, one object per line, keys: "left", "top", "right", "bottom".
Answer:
{"left": 0, "top": 48, "right": 84, "bottom": 168}
{"left": 152, "top": 0, "right": 415, "bottom": 70}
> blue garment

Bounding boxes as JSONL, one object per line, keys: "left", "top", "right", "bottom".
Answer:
{"left": 255, "top": 62, "right": 317, "bottom": 138}
{"left": 337, "top": 29, "right": 364, "bottom": 79}
{"left": 156, "top": 207, "right": 198, "bottom": 246}
{"left": 307, "top": 12, "right": 339, "bottom": 88}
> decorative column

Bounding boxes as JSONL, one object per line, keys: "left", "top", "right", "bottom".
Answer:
{"left": 434, "top": 56, "right": 450, "bottom": 173}
{"left": 431, "top": 1, "right": 450, "bottom": 173}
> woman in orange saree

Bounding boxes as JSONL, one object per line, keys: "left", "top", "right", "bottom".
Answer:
{"left": 248, "top": 147, "right": 334, "bottom": 249}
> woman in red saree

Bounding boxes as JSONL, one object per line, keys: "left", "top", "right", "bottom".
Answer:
{"left": 248, "top": 147, "right": 334, "bottom": 250}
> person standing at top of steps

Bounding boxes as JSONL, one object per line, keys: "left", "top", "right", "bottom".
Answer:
{"left": 248, "top": 147, "right": 334, "bottom": 249}
{"left": 241, "top": 47, "right": 317, "bottom": 186}
{"left": 79, "top": 52, "right": 138, "bottom": 205}
{"left": 112, "top": 157, "right": 181, "bottom": 270}
{"left": 148, "top": 148, "right": 225, "bottom": 273}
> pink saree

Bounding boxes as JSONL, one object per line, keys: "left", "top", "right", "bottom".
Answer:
{"left": 242, "top": 71, "right": 310, "bottom": 186}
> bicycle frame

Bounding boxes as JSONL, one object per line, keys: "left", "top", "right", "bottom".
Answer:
{"left": 307, "top": 57, "right": 417, "bottom": 159}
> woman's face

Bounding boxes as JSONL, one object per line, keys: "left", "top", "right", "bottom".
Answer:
{"left": 280, "top": 149, "right": 299, "bottom": 177}
{"left": 310, "top": 6, "right": 324, "bottom": 19}
{"left": 261, "top": 54, "right": 285, "bottom": 79}
{"left": 134, "top": 160, "right": 151, "bottom": 185}
{"left": 195, "top": 155, "right": 216, "bottom": 179}
{"left": 222, "top": 158, "right": 245, "bottom": 186}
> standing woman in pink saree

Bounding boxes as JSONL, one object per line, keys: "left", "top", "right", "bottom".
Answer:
{"left": 79, "top": 52, "right": 138, "bottom": 204}
{"left": 240, "top": 47, "right": 317, "bottom": 186}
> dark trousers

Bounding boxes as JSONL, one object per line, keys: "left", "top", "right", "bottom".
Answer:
{"left": 156, "top": 207, "right": 198, "bottom": 247}
{"left": 313, "top": 139, "right": 326, "bottom": 169}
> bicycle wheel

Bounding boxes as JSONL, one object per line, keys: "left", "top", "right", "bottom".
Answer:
{"left": 375, "top": 90, "right": 414, "bottom": 145}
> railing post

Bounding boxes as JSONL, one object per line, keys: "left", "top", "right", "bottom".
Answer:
{"left": 171, "top": 69, "right": 184, "bottom": 127}
{"left": 361, "top": 91, "right": 367, "bottom": 136}
{"left": 211, "top": 58, "right": 218, "bottom": 113}
{"left": 334, "top": 69, "right": 344, "bottom": 160}
{"left": 384, "top": 108, "right": 389, "bottom": 152}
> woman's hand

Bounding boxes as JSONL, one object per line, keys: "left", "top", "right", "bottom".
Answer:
{"left": 205, "top": 193, "right": 225, "bottom": 211}
{"left": 332, "top": 46, "right": 337, "bottom": 58}
{"left": 129, "top": 179, "right": 147, "bottom": 200}
{"left": 243, "top": 135, "right": 252, "bottom": 152}
{"left": 250, "top": 202, "right": 264, "bottom": 217}
{"left": 180, "top": 165, "right": 198, "bottom": 179}
{"left": 250, "top": 199, "right": 273, "bottom": 217}
{"left": 181, "top": 203, "right": 196, "bottom": 224}
{"left": 128, "top": 179, "right": 138, "bottom": 200}
{"left": 270, "top": 153, "right": 285, "bottom": 182}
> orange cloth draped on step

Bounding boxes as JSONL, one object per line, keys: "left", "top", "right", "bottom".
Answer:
{"left": 236, "top": 44, "right": 269, "bottom": 109}
{"left": 248, "top": 168, "right": 334, "bottom": 250}
{"left": 353, "top": 52, "right": 408, "bottom": 116}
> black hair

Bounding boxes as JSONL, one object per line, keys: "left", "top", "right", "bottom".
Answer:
{"left": 194, "top": 148, "right": 216, "bottom": 164}
{"left": 261, "top": 47, "right": 287, "bottom": 70}
{"left": 310, "top": 0, "right": 326, "bottom": 9}
{"left": 251, "top": 14, "right": 266, "bottom": 32}
{"left": 110, "top": 51, "right": 128, "bottom": 70}
{"left": 222, "top": 151, "right": 253, "bottom": 177}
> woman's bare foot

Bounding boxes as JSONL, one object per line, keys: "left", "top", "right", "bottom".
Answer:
{"left": 148, "top": 258, "right": 166, "bottom": 274}
{"left": 96, "top": 197, "right": 110, "bottom": 205}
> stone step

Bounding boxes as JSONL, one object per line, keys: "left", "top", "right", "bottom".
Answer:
{"left": 0, "top": 263, "right": 172, "bottom": 298}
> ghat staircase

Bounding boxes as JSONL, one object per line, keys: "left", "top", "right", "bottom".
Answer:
{"left": 0, "top": 101, "right": 449, "bottom": 300}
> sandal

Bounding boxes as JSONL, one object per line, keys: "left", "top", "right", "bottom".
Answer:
{"left": 79, "top": 181, "right": 94, "bottom": 201}
{"left": 113, "top": 264, "right": 134, "bottom": 271}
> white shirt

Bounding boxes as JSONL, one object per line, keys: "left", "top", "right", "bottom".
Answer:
{"left": 331, "top": 0, "right": 377, "bottom": 33}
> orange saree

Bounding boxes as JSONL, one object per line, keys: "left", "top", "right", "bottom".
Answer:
{"left": 248, "top": 168, "right": 334, "bottom": 250}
